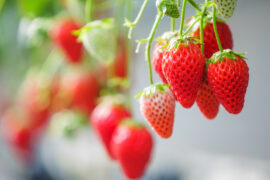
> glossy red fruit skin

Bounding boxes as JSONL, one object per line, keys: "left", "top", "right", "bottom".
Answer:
{"left": 111, "top": 125, "right": 153, "bottom": 179}
{"left": 62, "top": 71, "right": 100, "bottom": 115}
{"left": 193, "top": 22, "right": 233, "bottom": 59}
{"left": 207, "top": 57, "right": 249, "bottom": 114}
{"left": 51, "top": 19, "right": 83, "bottom": 63}
{"left": 196, "top": 79, "right": 220, "bottom": 119}
{"left": 152, "top": 43, "right": 168, "bottom": 84}
{"left": 162, "top": 43, "right": 205, "bottom": 108}
{"left": 90, "top": 104, "right": 131, "bottom": 159}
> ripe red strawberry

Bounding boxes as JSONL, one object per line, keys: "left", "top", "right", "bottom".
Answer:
{"left": 60, "top": 69, "right": 100, "bottom": 115}
{"left": 111, "top": 120, "right": 153, "bottom": 179}
{"left": 51, "top": 19, "right": 83, "bottom": 63}
{"left": 196, "top": 79, "right": 220, "bottom": 119}
{"left": 1, "top": 108, "right": 33, "bottom": 161}
{"left": 193, "top": 21, "right": 233, "bottom": 59}
{"left": 138, "top": 84, "right": 175, "bottom": 138}
{"left": 162, "top": 42, "right": 205, "bottom": 108}
{"left": 207, "top": 50, "right": 249, "bottom": 114}
{"left": 90, "top": 98, "right": 131, "bottom": 159}
{"left": 152, "top": 43, "right": 168, "bottom": 83}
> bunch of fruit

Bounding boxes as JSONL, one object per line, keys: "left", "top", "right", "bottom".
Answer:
{"left": 127, "top": 0, "right": 249, "bottom": 139}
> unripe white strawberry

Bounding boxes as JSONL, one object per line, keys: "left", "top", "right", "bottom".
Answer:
{"left": 213, "top": 0, "right": 237, "bottom": 18}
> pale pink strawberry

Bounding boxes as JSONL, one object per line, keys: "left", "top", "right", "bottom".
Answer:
{"left": 138, "top": 84, "right": 175, "bottom": 138}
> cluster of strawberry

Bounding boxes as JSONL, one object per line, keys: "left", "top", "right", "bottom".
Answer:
{"left": 91, "top": 98, "right": 153, "bottom": 179}
{"left": 133, "top": 0, "right": 249, "bottom": 139}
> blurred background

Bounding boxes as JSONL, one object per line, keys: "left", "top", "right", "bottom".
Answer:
{"left": 0, "top": 0, "right": 270, "bottom": 179}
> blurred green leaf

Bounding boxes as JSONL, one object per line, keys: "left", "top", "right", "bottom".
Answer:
{"left": 0, "top": 0, "right": 5, "bottom": 12}
{"left": 17, "top": 0, "right": 61, "bottom": 18}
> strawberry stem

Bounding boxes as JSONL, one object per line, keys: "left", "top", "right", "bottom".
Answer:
{"left": 179, "top": 0, "right": 188, "bottom": 37}
{"left": 183, "top": 17, "right": 200, "bottom": 36}
{"left": 187, "top": 0, "right": 201, "bottom": 12}
{"left": 127, "top": 0, "right": 149, "bottom": 39}
{"left": 200, "top": 0, "right": 208, "bottom": 54}
{"left": 212, "top": 5, "right": 223, "bottom": 52}
{"left": 85, "top": 0, "right": 93, "bottom": 22}
{"left": 171, "top": 18, "right": 175, "bottom": 32}
{"left": 146, "top": 13, "right": 162, "bottom": 85}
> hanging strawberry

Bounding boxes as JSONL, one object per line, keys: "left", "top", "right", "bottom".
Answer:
{"left": 213, "top": 0, "right": 238, "bottom": 19}
{"left": 51, "top": 19, "right": 83, "bottom": 63}
{"left": 111, "top": 120, "right": 153, "bottom": 179}
{"left": 207, "top": 50, "right": 249, "bottom": 114}
{"left": 138, "top": 83, "right": 175, "bottom": 138}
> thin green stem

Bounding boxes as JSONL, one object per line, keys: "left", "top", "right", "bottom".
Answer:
{"left": 85, "top": 0, "right": 93, "bottom": 22}
{"left": 171, "top": 18, "right": 175, "bottom": 32}
{"left": 146, "top": 13, "right": 162, "bottom": 85}
{"left": 187, "top": 0, "right": 201, "bottom": 12}
{"left": 200, "top": 0, "right": 208, "bottom": 54}
{"left": 179, "top": 0, "right": 188, "bottom": 37}
{"left": 177, "top": 0, "right": 181, "bottom": 7}
{"left": 128, "top": 0, "right": 149, "bottom": 38}
{"left": 183, "top": 17, "right": 200, "bottom": 36}
{"left": 212, "top": 5, "right": 223, "bottom": 52}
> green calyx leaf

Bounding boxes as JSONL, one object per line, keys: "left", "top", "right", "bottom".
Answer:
{"left": 75, "top": 18, "right": 117, "bottom": 62}
{"left": 156, "top": 0, "right": 180, "bottom": 18}
{"left": 209, "top": 49, "right": 246, "bottom": 63}
{"left": 136, "top": 83, "right": 170, "bottom": 98}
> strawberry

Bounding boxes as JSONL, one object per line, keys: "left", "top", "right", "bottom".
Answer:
{"left": 196, "top": 79, "right": 220, "bottom": 119}
{"left": 17, "top": 73, "right": 51, "bottom": 133}
{"left": 193, "top": 21, "right": 233, "bottom": 59}
{"left": 138, "top": 84, "right": 175, "bottom": 138}
{"left": 213, "top": 0, "right": 237, "bottom": 19}
{"left": 111, "top": 120, "right": 153, "bottom": 179}
{"left": 207, "top": 50, "right": 249, "bottom": 114}
{"left": 152, "top": 42, "right": 168, "bottom": 84}
{"left": 60, "top": 68, "right": 100, "bottom": 115}
{"left": 90, "top": 97, "right": 131, "bottom": 159}
{"left": 1, "top": 108, "right": 33, "bottom": 161}
{"left": 51, "top": 19, "right": 83, "bottom": 63}
{"left": 162, "top": 41, "right": 205, "bottom": 108}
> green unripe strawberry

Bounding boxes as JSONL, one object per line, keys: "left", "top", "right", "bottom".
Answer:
{"left": 213, "top": 0, "right": 237, "bottom": 18}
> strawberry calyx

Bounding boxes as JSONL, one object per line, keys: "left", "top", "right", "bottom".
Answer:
{"left": 136, "top": 83, "right": 170, "bottom": 98}
{"left": 119, "top": 119, "right": 145, "bottom": 129}
{"left": 209, "top": 49, "right": 246, "bottom": 63}
{"left": 156, "top": 0, "right": 180, "bottom": 18}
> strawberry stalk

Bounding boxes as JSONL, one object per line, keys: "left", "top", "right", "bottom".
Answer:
{"left": 183, "top": 17, "right": 200, "bottom": 36}
{"left": 200, "top": 0, "right": 208, "bottom": 54}
{"left": 85, "top": 0, "right": 93, "bottom": 22}
{"left": 146, "top": 13, "right": 163, "bottom": 85}
{"left": 126, "top": 0, "right": 149, "bottom": 39}
{"left": 179, "top": 0, "right": 188, "bottom": 37}
{"left": 171, "top": 18, "right": 175, "bottom": 32}
{"left": 187, "top": 0, "right": 201, "bottom": 12}
{"left": 212, "top": 5, "right": 223, "bottom": 52}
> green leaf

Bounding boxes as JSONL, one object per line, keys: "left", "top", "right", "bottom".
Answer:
{"left": 156, "top": 0, "right": 180, "bottom": 18}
